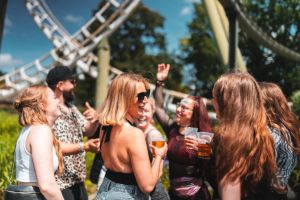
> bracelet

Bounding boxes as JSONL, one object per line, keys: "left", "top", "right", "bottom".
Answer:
{"left": 79, "top": 143, "right": 85, "bottom": 153}
{"left": 156, "top": 80, "right": 165, "bottom": 87}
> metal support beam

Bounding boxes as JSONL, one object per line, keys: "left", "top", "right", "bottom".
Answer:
{"left": 227, "top": 8, "right": 238, "bottom": 70}
{"left": 204, "top": 0, "right": 229, "bottom": 66}
{"left": 95, "top": 38, "right": 110, "bottom": 109}
{"left": 0, "top": 0, "right": 8, "bottom": 52}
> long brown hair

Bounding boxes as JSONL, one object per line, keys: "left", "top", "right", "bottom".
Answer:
{"left": 260, "top": 82, "right": 300, "bottom": 157}
{"left": 14, "top": 85, "right": 64, "bottom": 175}
{"left": 212, "top": 72, "right": 277, "bottom": 193}
{"left": 188, "top": 96, "right": 212, "bottom": 132}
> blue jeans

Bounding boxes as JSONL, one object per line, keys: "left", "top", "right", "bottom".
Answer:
{"left": 96, "top": 177, "right": 149, "bottom": 200}
{"left": 151, "top": 180, "right": 170, "bottom": 200}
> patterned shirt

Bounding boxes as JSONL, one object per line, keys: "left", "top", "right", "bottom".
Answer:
{"left": 269, "top": 126, "right": 297, "bottom": 186}
{"left": 53, "top": 104, "right": 87, "bottom": 189}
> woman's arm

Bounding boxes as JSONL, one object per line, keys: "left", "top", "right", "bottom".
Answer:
{"left": 60, "top": 138, "right": 100, "bottom": 155}
{"left": 29, "top": 125, "right": 64, "bottom": 200}
{"left": 154, "top": 63, "right": 174, "bottom": 133}
{"left": 219, "top": 177, "right": 241, "bottom": 200}
{"left": 128, "top": 128, "right": 167, "bottom": 194}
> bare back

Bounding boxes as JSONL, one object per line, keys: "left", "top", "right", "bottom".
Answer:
{"left": 100, "top": 122, "right": 150, "bottom": 173}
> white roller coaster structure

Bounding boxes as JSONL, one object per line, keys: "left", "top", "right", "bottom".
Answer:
{"left": 0, "top": 0, "right": 189, "bottom": 113}
{"left": 0, "top": 0, "right": 140, "bottom": 100}
{"left": 24, "top": 0, "right": 189, "bottom": 110}
{"left": 1, "top": 0, "right": 298, "bottom": 114}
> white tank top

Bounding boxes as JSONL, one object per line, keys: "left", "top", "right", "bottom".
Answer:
{"left": 15, "top": 125, "right": 59, "bottom": 182}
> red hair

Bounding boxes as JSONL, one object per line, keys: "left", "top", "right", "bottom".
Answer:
{"left": 189, "top": 96, "right": 212, "bottom": 132}
{"left": 213, "top": 73, "right": 277, "bottom": 194}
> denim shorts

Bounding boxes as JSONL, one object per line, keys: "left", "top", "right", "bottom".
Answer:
{"left": 95, "top": 177, "right": 149, "bottom": 200}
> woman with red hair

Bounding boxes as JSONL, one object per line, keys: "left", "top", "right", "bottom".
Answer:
{"left": 154, "top": 63, "right": 212, "bottom": 200}
{"left": 212, "top": 72, "right": 278, "bottom": 199}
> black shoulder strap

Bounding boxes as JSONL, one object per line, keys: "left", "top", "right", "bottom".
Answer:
{"left": 99, "top": 126, "right": 112, "bottom": 151}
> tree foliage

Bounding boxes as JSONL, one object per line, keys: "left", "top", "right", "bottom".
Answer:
{"left": 239, "top": 0, "right": 300, "bottom": 97}
{"left": 76, "top": 3, "right": 185, "bottom": 105}
{"left": 180, "top": 2, "right": 226, "bottom": 97}
{"left": 108, "top": 3, "right": 183, "bottom": 91}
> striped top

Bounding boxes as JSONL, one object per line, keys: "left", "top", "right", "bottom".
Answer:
{"left": 269, "top": 126, "right": 297, "bottom": 185}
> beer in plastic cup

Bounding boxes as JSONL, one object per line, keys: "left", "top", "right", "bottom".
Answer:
{"left": 197, "top": 132, "right": 214, "bottom": 159}
{"left": 150, "top": 135, "right": 166, "bottom": 157}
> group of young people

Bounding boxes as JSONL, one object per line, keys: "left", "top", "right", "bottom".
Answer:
{"left": 12, "top": 63, "right": 300, "bottom": 200}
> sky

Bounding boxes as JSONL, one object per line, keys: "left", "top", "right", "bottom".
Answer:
{"left": 0, "top": 0, "right": 201, "bottom": 73}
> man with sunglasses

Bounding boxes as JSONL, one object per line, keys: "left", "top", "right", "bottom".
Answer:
{"left": 46, "top": 66, "right": 100, "bottom": 200}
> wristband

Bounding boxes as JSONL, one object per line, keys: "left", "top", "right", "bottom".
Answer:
{"left": 79, "top": 143, "right": 85, "bottom": 153}
{"left": 156, "top": 80, "right": 165, "bottom": 87}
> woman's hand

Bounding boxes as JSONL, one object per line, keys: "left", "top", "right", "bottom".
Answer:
{"left": 184, "top": 136, "right": 199, "bottom": 151}
{"left": 85, "top": 138, "right": 100, "bottom": 153}
{"left": 150, "top": 142, "right": 168, "bottom": 159}
{"left": 157, "top": 63, "right": 170, "bottom": 81}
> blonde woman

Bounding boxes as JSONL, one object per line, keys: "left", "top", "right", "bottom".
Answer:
{"left": 212, "top": 72, "right": 277, "bottom": 200}
{"left": 136, "top": 98, "right": 170, "bottom": 200}
{"left": 96, "top": 73, "right": 168, "bottom": 200}
{"left": 14, "top": 85, "right": 64, "bottom": 200}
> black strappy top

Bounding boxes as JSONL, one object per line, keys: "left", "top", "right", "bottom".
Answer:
{"left": 100, "top": 125, "right": 153, "bottom": 185}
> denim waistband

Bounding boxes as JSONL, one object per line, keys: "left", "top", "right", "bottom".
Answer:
{"left": 97, "top": 176, "right": 148, "bottom": 200}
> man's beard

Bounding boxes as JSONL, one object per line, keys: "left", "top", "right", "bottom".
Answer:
{"left": 63, "top": 90, "right": 75, "bottom": 103}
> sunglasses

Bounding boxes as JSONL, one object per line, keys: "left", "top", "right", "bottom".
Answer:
{"left": 137, "top": 89, "right": 150, "bottom": 102}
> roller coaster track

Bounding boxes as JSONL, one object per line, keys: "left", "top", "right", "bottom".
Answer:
{"left": 25, "top": 0, "right": 190, "bottom": 110}
{"left": 0, "top": 0, "right": 189, "bottom": 113}
{"left": 2, "top": 0, "right": 295, "bottom": 113}
{"left": 0, "top": 0, "right": 140, "bottom": 101}
{"left": 223, "top": 0, "right": 300, "bottom": 62}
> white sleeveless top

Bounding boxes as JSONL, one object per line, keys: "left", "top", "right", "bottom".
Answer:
{"left": 15, "top": 125, "right": 59, "bottom": 182}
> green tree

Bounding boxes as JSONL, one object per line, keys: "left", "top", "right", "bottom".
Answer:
{"left": 180, "top": 2, "right": 226, "bottom": 97}
{"left": 239, "top": 0, "right": 300, "bottom": 97}
{"left": 108, "top": 3, "right": 184, "bottom": 91}
{"left": 76, "top": 3, "right": 185, "bottom": 104}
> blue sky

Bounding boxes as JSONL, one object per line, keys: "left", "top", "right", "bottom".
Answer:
{"left": 1, "top": 0, "right": 200, "bottom": 73}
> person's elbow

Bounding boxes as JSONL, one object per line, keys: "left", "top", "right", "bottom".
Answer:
{"left": 139, "top": 184, "right": 155, "bottom": 194}
{"left": 38, "top": 180, "right": 58, "bottom": 196}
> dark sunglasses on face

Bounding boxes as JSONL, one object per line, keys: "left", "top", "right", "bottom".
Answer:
{"left": 137, "top": 89, "right": 150, "bottom": 102}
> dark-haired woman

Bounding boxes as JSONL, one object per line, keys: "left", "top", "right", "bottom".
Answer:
{"left": 154, "top": 64, "right": 213, "bottom": 200}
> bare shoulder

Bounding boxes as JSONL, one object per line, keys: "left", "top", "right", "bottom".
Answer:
{"left": 29, "top": 124, "right": 52, "bottom": 140}
{"left": 123, "top": 125, "right": 145, "bottom": 142}
{"left": 124, "top": 125, "right": 144, "bottom": 136}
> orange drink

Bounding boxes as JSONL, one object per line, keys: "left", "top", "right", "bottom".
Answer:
{"left": 152, "top": 141, "right": 165, "bottom": 148}
{"left": 197, "top": 143, "right": 212, "bottom": 159}
{"left": 150, "top": 135, "right": 166, "bottom": 157}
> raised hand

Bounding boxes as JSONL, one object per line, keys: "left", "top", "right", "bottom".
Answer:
{"left": 157, "top": 63, "right": 170, "bottom": 81}
{"left": 83, "top": 102, "right": 97, "bottom": 123}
